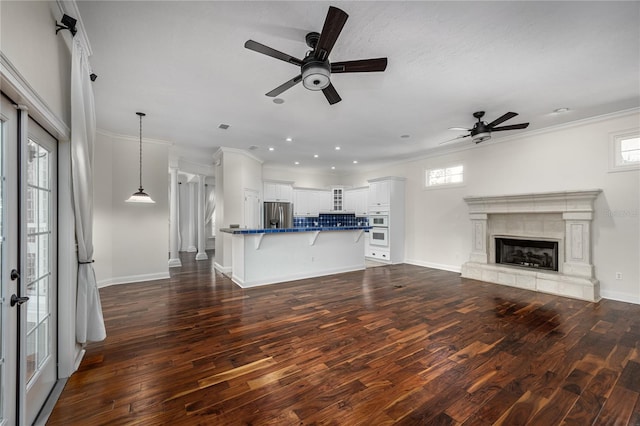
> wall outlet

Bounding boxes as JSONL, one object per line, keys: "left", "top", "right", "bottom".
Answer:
{"left": 615, "top": 272, "right": 623, "bottom": 280}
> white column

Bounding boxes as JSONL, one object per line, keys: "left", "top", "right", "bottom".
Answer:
{"left": 186, "top": 182, "right": 197, "bottom": 252}
{"left": 562, "top": 211, "right": 595, "bottom": 278}
{"left": 196, "top": 174, "right": 208, "bottom": 260}
{"left": 468, "top": 213, "right": 489, "bottom": 263}
{"left": 168, "top": 167, "right": 182, "bottom": 267}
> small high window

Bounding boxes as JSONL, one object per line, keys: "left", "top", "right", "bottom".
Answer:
{"left": 425, "top": 164, "right": 464, "bottom": 188}
{"left": 610, "top": 129, "right": 640, "bottom": 172}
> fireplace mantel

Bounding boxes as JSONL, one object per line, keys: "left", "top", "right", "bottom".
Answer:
{"left": 461, "top": 189, "right": 602, "bottom": 302}
{"left": 464, "top": 189, "right": 602, "bottom": 215}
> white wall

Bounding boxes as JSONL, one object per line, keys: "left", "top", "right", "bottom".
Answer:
{"left": 341, "top": 111, "right": 640, "bottom": 304}
{"left": 263, "top": 166, "right": 342, "bottom": 189}
{"left": 1, "top": 0, "right": 71, "bottom": 125}
{"left": 214, "top": 149, "right": 262, "bottom": 271}
{"left": 93, "top": 132, "right": 170, "bottom": 286}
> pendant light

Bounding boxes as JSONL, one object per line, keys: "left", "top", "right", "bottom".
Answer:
{"left": 126, "top": 112, "right": 155, "bottom": 203}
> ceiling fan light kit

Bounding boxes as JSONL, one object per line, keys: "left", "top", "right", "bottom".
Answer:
{"left": 244, "top": 6, "right": 388, "bottom": 105}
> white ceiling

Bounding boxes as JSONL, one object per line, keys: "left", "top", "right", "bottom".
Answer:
{"left": 77, "top": 1, "right": 640, "bottom": 174}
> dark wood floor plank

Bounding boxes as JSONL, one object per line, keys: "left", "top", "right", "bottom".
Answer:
{"left": 47, "top": 252, "right": 640, "bottom": 425}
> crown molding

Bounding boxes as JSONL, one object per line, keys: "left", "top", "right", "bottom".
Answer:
{"left": 96, "top": 128, "right": 173, "bottom": 146}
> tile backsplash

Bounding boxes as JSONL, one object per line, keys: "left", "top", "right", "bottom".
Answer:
{"left": 294, "top": 213, "right": 368, "bottom": 228}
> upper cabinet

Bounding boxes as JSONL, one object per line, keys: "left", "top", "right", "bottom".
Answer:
{"left": 344, "top": 187, "right": 368, "bottom": 216}
{"left": 293, "top": 188, "right": 330, "bottom": 216}
{"left": 264, "top": 181, "right": 293, "bottom": 202}
{"left": 331, "top": 187, "right": 344, "bottom": 212}
{"left": 368, "top": 179, "right": 391, "bottom": 209}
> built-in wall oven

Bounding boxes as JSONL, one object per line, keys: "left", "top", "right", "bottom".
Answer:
{"left": 369, "top": 213, "right": 389, "bottom": 247}
{"left": 369, "top": 227, "right": 389, "bottom": 247}
{"left": 370, "top": 214, "right": 389, "bottom": 227}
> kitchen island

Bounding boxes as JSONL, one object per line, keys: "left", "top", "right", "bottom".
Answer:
{"left": 219, "top": 226, "right": 371, "bottom": 288}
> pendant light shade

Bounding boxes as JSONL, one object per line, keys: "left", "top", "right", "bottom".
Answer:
{"left": 126, "top": 112, "right": 155, "bottom": 203}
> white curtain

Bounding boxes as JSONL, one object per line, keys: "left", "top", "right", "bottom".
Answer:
{"left": 205, "top": 184, "right": 216, "bottom": 225}
{"left": 71, "top": 38, "right": 106, "bottom": 343}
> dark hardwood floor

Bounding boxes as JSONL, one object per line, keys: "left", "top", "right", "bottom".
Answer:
{"left": 48, "top": 252, "right": 640, "bottom": 425}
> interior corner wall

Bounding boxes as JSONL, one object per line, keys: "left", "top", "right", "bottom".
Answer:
{"left": 0, "top": 0, "right": 71, "bottom": 125}
{"left": 341, "top": 111, "right": 640, "bottom": 304}
{"left": 93, "top": 132, "right": 170, "bottom": 286}
{"left": 215, "top": 150, "right": 262, "bottom": 271}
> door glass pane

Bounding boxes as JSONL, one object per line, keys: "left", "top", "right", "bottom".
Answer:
{"left": 24, "top": 138, "right": 52, "bottom": 386}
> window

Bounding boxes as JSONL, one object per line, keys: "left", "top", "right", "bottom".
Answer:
{"left": 425, "top": 164, "right": 464, "bottom": 188}
{"left": 610, "top": 129, "right": 640, "bottom": 172}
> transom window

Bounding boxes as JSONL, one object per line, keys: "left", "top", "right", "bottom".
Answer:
{"left": 610, "top": 129, "right": 640, "bottom": 172}
{"left": 425, "top": 164, "right": 464, "bottom": 188}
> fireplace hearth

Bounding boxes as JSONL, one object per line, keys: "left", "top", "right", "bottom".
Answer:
{"left": 495, "top": 238, "right": 558, "bottom": 272}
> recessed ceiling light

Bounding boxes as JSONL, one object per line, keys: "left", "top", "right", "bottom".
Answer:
{"left": 331, "top": 166, "right": 336, "bottom": 170}
{"left": 286, "top": 137, "right": 293, "bottom": 142}
{"left": 294, "top": 161, "right": 300, "bottom": 165}
{"left": 401, "top": 134, "right": 410, "bottom": 138}
{"left": 268, "top": 147, "right": 275, "bottom": 151}
{"left": 353, "top": 160, "right": 358, "bottom": 164}
{"left": 335, "top": 146, "right": 341, "bottom": 150}
{"left": 273, "top": 98, "right": 285, "bottom": 104}
{"left": 313, "top": 154, "right": 319, "bottom": 158}
{"left": 553, "top": 107, "right": 570, "bottom": 113}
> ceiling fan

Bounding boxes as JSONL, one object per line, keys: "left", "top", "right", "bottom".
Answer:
{"left": 443, "top": 111, "right": 530, "bottom": 144}
{"left": 244, "top": 6, "right": 388, "bottom": 105}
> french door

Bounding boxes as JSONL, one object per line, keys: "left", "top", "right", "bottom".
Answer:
{"left": 1, "top": 94, "right": 57, "bottom": 425}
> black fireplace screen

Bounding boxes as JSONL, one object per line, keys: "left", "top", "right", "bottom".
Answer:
{"left": 495, "top": 238, "right": 559, "bottom": 271}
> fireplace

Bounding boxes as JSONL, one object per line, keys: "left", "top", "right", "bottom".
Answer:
{"left": 461, "top": 190, "right": 602, "bottom": 302}
{"left": 495, "top": 238, "right": 558, "bottom": 272}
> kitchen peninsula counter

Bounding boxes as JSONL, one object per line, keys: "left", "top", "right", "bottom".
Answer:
{"left": 219, "top": 226, "right": 371, "bottom": 287}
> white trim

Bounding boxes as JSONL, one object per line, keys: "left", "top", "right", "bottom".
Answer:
{"left": 214, "top": 262, "right": 232, "bottom": 274}
{"left": 600, "top": 289, "right": 640, "bottom": 305}
{"left": 608, "top": 127, "right": 640, "bottom": 173}
{"left": 96, "top": 128, "right": 173, "bottom": 146}
{"left": 0, "top": 53, "right": 70, "bottom": 141}
{"left": 213, "top": 146, "right": 264, "bottom": 164}
{"left": 405, "top": 258, "right": 462, "bottom": 273}
{"left": 97, "top": 272, "right": 170, "bottom": 288}
{"left": 232, "top": 265, "right": 365, "bottom": 288}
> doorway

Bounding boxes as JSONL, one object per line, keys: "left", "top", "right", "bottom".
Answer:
{"left": 1, "top": 94, "right": 58, "bottom": 425}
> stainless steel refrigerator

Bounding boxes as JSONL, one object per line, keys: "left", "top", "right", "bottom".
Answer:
{"left": 263, "top": 202, "right": 293, "bottom": 229}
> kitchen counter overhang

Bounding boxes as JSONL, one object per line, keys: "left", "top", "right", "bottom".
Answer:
{"left": 220, "top": 226, "right": 371, "bottom": 288}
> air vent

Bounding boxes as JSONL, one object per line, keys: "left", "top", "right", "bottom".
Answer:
{"left": 218, "top": 124, "right": 230, "bottom": 130}
{"left": 249, "top": 145, "right": 259, "bottom": 150}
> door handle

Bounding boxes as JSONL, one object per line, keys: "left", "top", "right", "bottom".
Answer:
{"left": 10, "top": 269, "right": 19, "bottom": 280}
{"left": 10, "top": 294, "right": 29, "bottom": 307}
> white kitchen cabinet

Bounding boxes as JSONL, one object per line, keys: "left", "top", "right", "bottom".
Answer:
{"left": 264, "top": 181, "right": 293, "bottom": 202}
{"left": 368, "top": 179, "right": 390, "bottom": 209}
{"left": 293, "top": 189, "right": 330, "bottom": 216}
{"left": 345, "top": 187, "right": 368, "bottom": 216}
{"left": 366, "top": 177, "right": 405, "bottom": 264}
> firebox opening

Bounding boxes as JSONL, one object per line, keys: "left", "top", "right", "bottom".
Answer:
{"left": 495, "top": 238, "right": 559, "bottom": 272}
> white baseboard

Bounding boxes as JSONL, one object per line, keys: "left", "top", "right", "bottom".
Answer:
{"left": 405, "top": 258, "right": 462, "bottom": 273}
{"left": 233, "top": 265, "right": 365, "bottom": 288}
{"left": 214, "top": 262, "right": 232, "bottom": 274}
{"left": 74, "top": 348, "right": 86, "bottom": 372}
{"left": 600, "top": 289, "right": 640, "bottom": 305}
{"left": 98, "top": 272, "right": 170, "bottom": 288}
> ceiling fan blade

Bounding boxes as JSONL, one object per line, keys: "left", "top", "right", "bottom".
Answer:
{"left": 265, "top": 75, "right": 302, "bottom": 97}
{"left": 331, "top": 58, "right": 388, "bottom": 73}
{"left": 448, "top": 127, "right": 471, "bottom": 131}
{"left": 491, "top": 123, "right": 530, "bottom": 132}
{"left": 244, "top": 40, "right": 303, "bottom": 66}
{"left": 439, "top": 134, "right": 470, "bottom": 145}
{"left": 315, "top": 6, "right": 348, "bottom": 60}
{"left": 487, "top": 112, "right": 518, "bottom": 128}
{"left": 322, "top": 83, "right": 342, "bottom": 105}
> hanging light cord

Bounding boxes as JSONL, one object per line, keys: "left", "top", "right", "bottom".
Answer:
{"left": 137, "top": 112, "right": 145, "bottom": 191}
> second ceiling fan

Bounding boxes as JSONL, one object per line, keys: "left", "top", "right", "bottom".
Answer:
{"left": 444, "top": 111, "right": 530, "bottom": 144}
{"left": 244, "top": 6, "right": 388, "bottom": 105}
